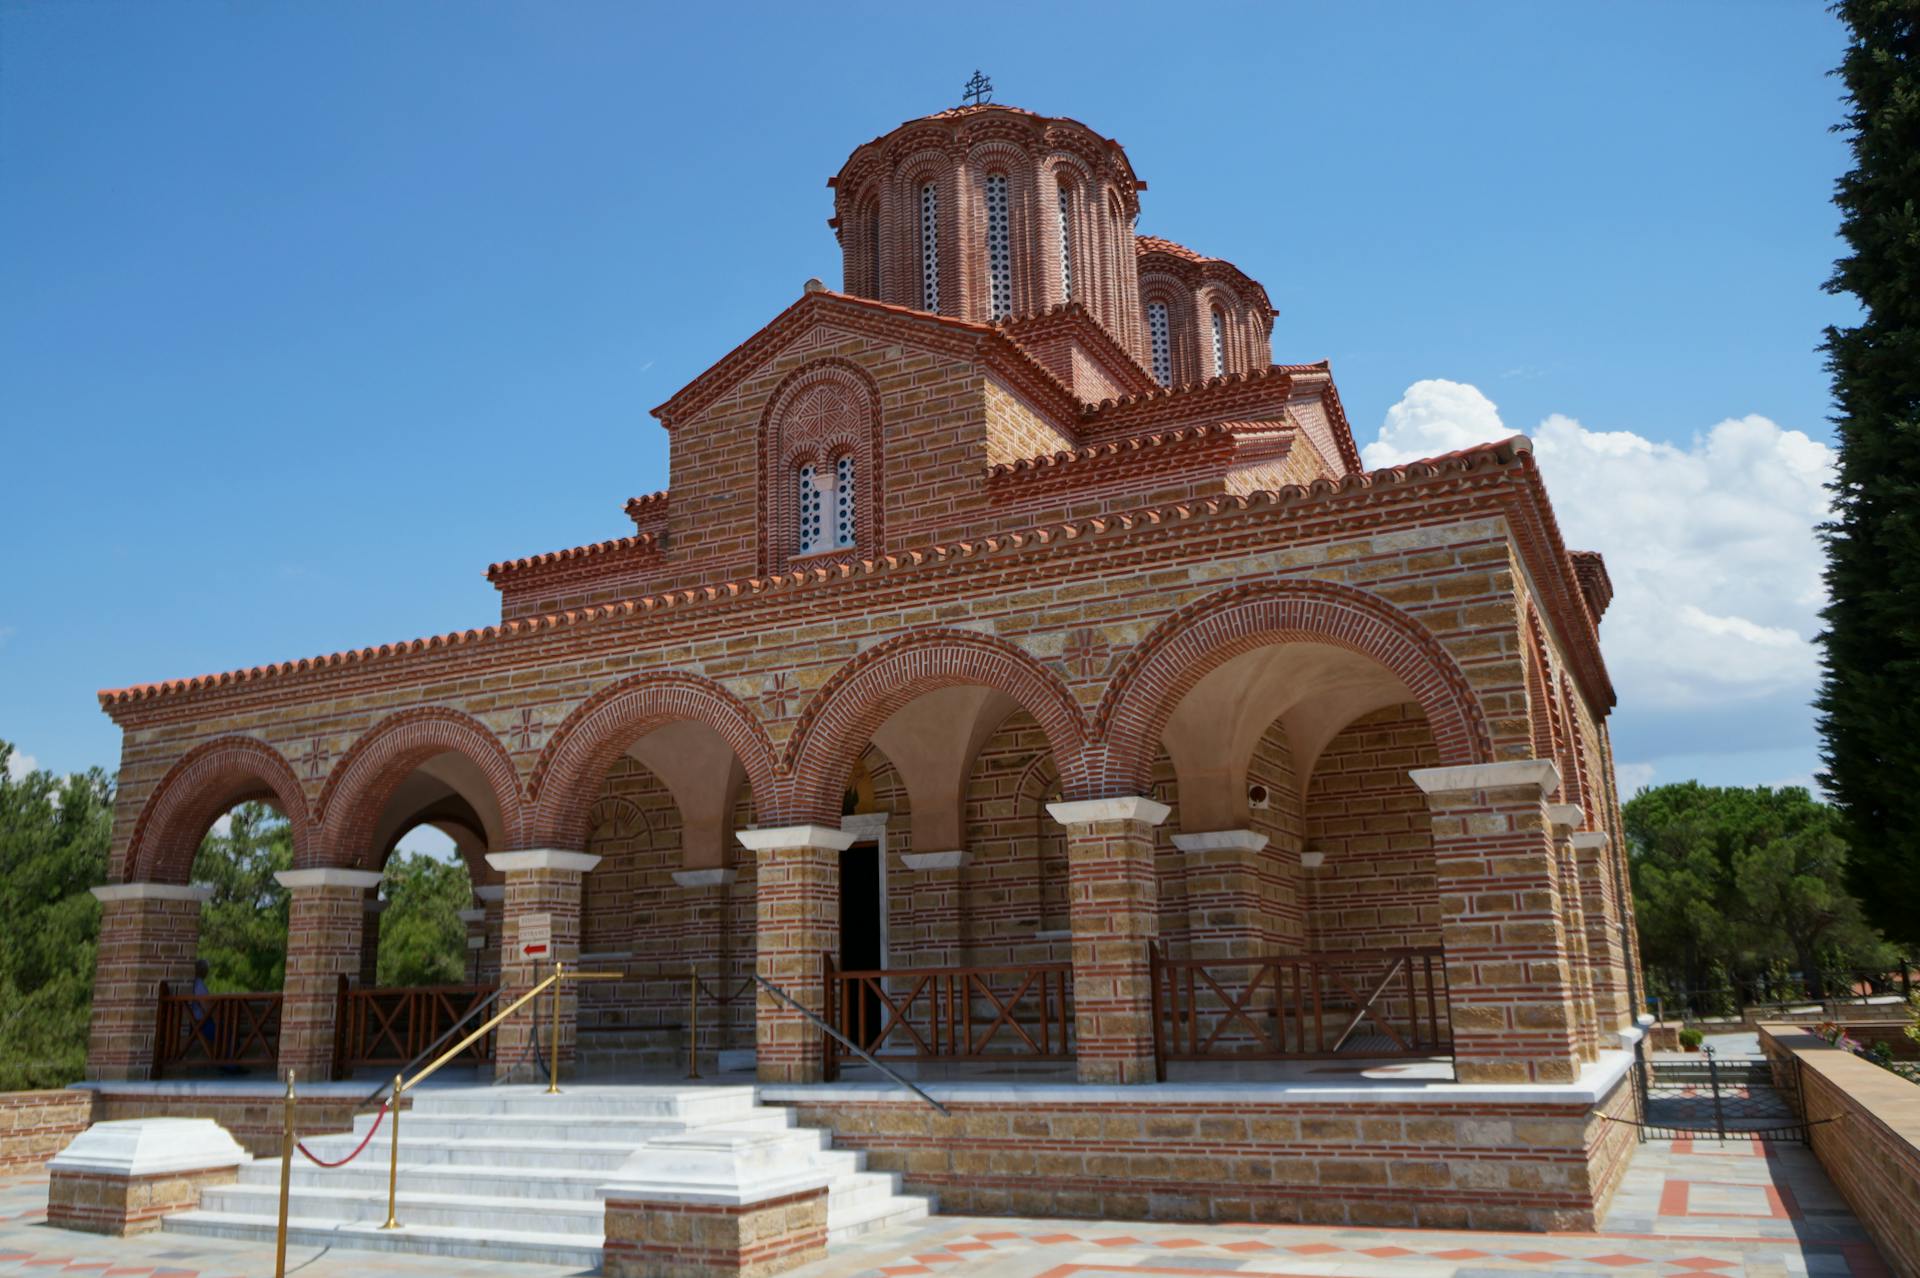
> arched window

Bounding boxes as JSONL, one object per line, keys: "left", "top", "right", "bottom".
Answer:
{"left": 866, "top": 203, "right": 881, "bottom": 297}
{"left": 797, "top": 463, "right": 824, "bottom": 555}
{"left": 1210, "top": 306, "right": 1226, "bottom": 378}
{"left": 795, "top": 455, "right": 858, "bottom": 556}
{"left": 765, "top": 362, "right": 880, "bottom": 573}
{"left": 1147, "top": 301, "right": 1172, "bottom": 386}
{"left": 834, "top": 454, "right": 856, "bottom": 548}
{"left": 919, "top": 182, "right": 940, "bottom": 311}
{"left": 985, "top": 173, "right": 1011, "bottom": 320}
{"left": 1057, "top": 181, "right": 1074, "bottom": 302}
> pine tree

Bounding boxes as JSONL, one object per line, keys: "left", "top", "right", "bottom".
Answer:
{"left": 1818, "top": 0, "right": 1920, "bottom": 946}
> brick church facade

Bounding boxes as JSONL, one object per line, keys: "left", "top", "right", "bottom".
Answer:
{"left": 85, "top": 103, "right": 1646, "bottom": 1228}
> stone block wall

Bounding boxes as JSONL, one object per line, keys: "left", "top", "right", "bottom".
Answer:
{"left": 46, "top": 1165, "right": 237, "bottom": 1235}
{"left": 0, "top": 1090, "right": 96, "bottom": 1172}
{"left": 774, "top": 1072, "right": 1636, "bottom": 1231}
{"left": 603, "top": 1188, "right": 827, "bottom": 1278}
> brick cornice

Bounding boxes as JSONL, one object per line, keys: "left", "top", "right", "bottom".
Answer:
{"left": 98, "top": 437, "right": 1613, "bottom": 724}
{"left": 486, "top": 533, "right": 664, "bottom": 592}
{"left": 1000, "top": 304, "right": 1158, "bottom": 399}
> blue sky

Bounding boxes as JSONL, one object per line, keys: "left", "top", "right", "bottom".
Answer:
{"left": 1, "top": 2, "right": 1855, "bottom": 800}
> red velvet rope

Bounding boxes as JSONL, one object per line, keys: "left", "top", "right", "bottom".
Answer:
{"left": 295, "top": 1101, "right": 387, "bottom": 1167}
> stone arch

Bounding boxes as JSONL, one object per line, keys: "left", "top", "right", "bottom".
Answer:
{"left": 317, "top": 707, "right": 523, "bottom": 869}
{"left": 759, "top": 357, "right": 884, "bottom": 574}
{"left": 122, "top": 736, "right": 314, "bottom": 885}
{"left": 783, "top": 629, "right": 1092, "bottom": 825}
{"left": 528, "top": 671, "right": 780, "bottom": 849}
{"left": 1094, "top": 580, "right": 1494, "bottom": 796}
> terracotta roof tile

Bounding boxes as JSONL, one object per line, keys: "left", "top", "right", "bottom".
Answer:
{"left": 485, "top": 533, "right": 661, "bottom": 584}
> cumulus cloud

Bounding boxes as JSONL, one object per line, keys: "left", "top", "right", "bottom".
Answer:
{"left": 1365, "top": 380, "right": 1835, "bottom": 710}
{"left": 5, "top": 749, "right": 38, "bottom": 781}
{"left": 1614, "top": 761, "right": 1657, "bottom": 795}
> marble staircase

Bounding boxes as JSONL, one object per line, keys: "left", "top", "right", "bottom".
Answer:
{"left": 164, "top": 1083, "right": 932, "bottom": 1266}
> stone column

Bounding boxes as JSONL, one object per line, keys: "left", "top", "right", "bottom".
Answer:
{"left": 1170, "top": 830, "right": 1269, "bottom": 960}
{"left": 86, "top": 884, "right": 211, "bottom": 1081}
{"left": 1547, "top": 804, "right": 1599, "bottom": 1062}
{"left": 740, "top": 824, "right": 855, "bottom": 1084}
{"left": 487, "top": 850, "right": 600, "bottom": 1084}
{"left": 277, "top": 868, "right": 384, "bottom": 1081}
{"left": 1047, "top": 796, "right": 1169, "bottom": 1085}
{"left": 1573, "top": 831, "right": 1634, "bottom": 1033}
{"left": 673, "top": 867, "right": 740, "bottom": 1065}
{"left": 357, "top": 897, "right": 386, "bottom": 988}
{"left": 1410, "top": 761, "right": 1583, "bottom": 1084}
{"left": 473, "top": 885, "right": 505, "bottom": 987}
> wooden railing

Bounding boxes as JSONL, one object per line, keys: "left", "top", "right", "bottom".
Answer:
{"left": 154, "top": 983, "right": 282, "bottom": 1076}
{"left": 334, "top": 978, "right": 497, "bottom": 1074}
{"left": 822, "top": 955, "right": 1074, "bottom": 1080}
{"left": 1150, "top": 945, "right": 1451, "bottom": 1079}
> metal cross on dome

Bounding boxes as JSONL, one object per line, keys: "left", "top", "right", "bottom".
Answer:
{"left": 962, "top": 70, "right": 993, "bottom": 107}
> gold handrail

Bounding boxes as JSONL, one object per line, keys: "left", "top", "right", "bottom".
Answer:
{"left": 379, "top": 960, "right": 622, "bottom": 1230}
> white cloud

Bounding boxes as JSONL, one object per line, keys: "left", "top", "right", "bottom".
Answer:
{"left": 210, "top": 812, "right": 234, "bottom": 838}
{"left": 1615, "top": 761, "right": 1657, "bottom": 795}
{"left": 4, "top": 749, "right": 36, "bottom": 781}
{"left": 1366, "top": 380, "right": 1835, "bottom": 710}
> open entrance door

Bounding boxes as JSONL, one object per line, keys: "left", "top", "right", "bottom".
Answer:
{"left": 839, "top": 841, "right": 885, "bottom": 1050}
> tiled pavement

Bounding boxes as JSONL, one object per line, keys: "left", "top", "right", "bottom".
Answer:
{"left": 0, "top": 1138, "right": 1891, "bottom": 1278}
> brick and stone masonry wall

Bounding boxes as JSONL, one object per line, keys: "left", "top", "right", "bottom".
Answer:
{"left": 603, "top": 1187, "right": 827, "bottom": 1278}
{"left": 87, "top": 1090, "right": 380, "bottom": 1157}
{"left": 0, "top": 1090, "right": 95, "bottom": 1172}
{"left": 46, "top": 1166, "right": 238, "bottom": 1236}
{"left": 773, "top": 1073, "right": 1637, "bottom": 1232}
{"left": 1761, "top": 1025, "right": 1920, "bottom": 1278}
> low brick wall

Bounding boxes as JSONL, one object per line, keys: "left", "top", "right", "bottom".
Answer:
{"left": 769, "top": 1070, "right": 1637, "bottom": 1232}
{"left": 86, "top": 1088, "right": 377, "bottom": 1156}
{"left": 0, "top": 1090, "right": 97, "bottom": 1172}
{"left": 604, "top": 1187, "right": 828, "bottom": 1278}
{"left": 1760, "top": 1025, "right": 1920, "bottom": 1278}
{"left": 46, "top": 1165, "right": 237, "bottom": 1235}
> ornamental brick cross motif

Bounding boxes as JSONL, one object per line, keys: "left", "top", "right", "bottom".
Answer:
{"left": 296, "top": 737, "right": 331, "bottom": 780}
{"left": 508, "top": 707, "right": 545, "bottom": 751}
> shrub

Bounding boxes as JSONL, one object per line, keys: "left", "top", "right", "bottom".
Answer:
{"left": 1679, "top": 1027, "right": 1704, "bottom": 1050}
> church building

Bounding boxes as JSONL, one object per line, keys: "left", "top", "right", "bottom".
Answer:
{"left": 86, "top": 100, "right": 1647, "bottom": 1233}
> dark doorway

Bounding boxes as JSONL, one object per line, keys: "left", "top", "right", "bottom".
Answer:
{"left": 839, "top": 842, "right": 884, "bottom": 1049}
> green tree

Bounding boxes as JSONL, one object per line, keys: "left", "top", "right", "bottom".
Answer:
{"left": 1817, "top": 1, "right": 1920, "bottom": 946}
{"left": 0, "top": 741, "right": 112, "bottom": 1090}
{"left": 1627, "top": 782, "right": 1890, "bottom": 1006}
{"left": 189, "top": 802, "right": 292, "bottom": 992}
{"left": 377, "top": 850, "right": 472, "bottom": 988}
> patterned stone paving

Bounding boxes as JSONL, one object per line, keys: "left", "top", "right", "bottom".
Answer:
{"left": 0, "top": 1138, "right": 1892, "bottom": 1277}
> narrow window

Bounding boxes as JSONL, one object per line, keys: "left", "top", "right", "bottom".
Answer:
{"left": 834, "top": 455, "right": 856, "bottom": 548}
{"left": 797, "top": 463, "right": 823, "bottom": 555}
{"left": 1147, "top": 302, "right": 1172, "bottom": 386}
{"left": 985, "top": 173, "right": 1011, "bottom": 320}
{"left": 867, "top": 206, "right": 881, "bottom": 296}
{"left": 1057, "top": 183, "right": 1074, "bottom": 302}
{"left": 919, "top": 182, "right": 940, "bottom": 311}
{"left": 1210, "top": 307, "right": 1226, "bottom": 378}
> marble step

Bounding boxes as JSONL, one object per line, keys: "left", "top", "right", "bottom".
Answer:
{"left": 196, "top": 1181, "right": 602, "bottom": 1234}
{"left": 166, "top": 1209, "right": 604, "bottom": 1269}
{"left": 245, "top": 1145, "right": 868, "bottom": 1199}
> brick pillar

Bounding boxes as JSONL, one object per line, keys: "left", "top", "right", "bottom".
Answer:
{"left": 86, "top": 884, "right": 211, "bottom": 1081}
{"left": 473, "top": 885, "right": 505, "bottom": 986}
{"left": 672, "top": 867, "right": 740, "bottom": 1065}
{"left": 1573, "top": 831, "right": 1633, "bottom": 1033}
{"left": 740, "top": 824, "right": 854, "bottom": 1084}
{"left": 898, "top": 848, "right": 967, "bottom": 967}
{"left": 1409, "top": 761, "right": 1583, "bottom": 1084}
{"left": 277, "top": 868, "right": 383, "bottom": 1081}
{"left": 1547, "top": 804, "right": 1599, "bottom": 1062}
{"left": 1170, "top": 830, "right": 1269, "bottom": 960}
{"left": 1048, "top": 797, "right": 1169, "bottom": 1085}
{"left": 358, "top": 897, "right": 385, "bottom": 988}
{"left": 486, "top": 850, "right": 600, "bottom": 1084}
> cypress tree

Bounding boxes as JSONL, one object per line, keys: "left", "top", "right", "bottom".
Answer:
{"left": 1818, "top": 1, "right": 1920, "bottom": 946}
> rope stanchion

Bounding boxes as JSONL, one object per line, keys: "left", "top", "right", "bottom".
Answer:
{"left": 295, "top": 1102, "right": 388, "bottom": 1167}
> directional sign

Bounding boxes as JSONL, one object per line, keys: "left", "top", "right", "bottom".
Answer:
{"left": 520, "top": 913, "right": 552, "bottom": 959}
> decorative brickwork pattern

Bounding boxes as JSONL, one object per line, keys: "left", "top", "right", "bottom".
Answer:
{"left": 603, "top": 1186, "right": 827, "bottom": 1278}
{"left": 121, "top": 736, "right": 312, "bottom": 885}
{"left": 315, "top": 706, "right": 522, "bottom": 868}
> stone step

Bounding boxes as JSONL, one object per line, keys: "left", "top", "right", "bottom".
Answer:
{"left": 165, "top": 1209, "right": 604, "bottom": 1269}
{"left": 408, "top": 1083, "right": 759, "bottom": 1120}
{"left": 245, "top": 1145, "right": 867, "bottom": 1199}
{"left": 197, "top": 1181, "right": 603, "bottom": 1234}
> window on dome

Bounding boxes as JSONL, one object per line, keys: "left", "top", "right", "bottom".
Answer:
{"left": 1147, "top": 302, "right": 1172, "bottom": 386}
{"left": 1057, "top": 183, "right": 1073, "bottom": 302}
{"left": 919, "top": 182, "right": 940, "bottom": 311}
{"left": 1210, "top": 307, "right": 1226, "bottom": 378}
{"left": 867, "top": 206, "right": 881, "bottom": 296}
{"left": 985, "top": 173, "right": 1011, "bottom": 320}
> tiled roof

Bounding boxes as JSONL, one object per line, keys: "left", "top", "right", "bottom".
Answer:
{"left": 485, "top": 533, "right": 661, "bottom": 584}
{"left": 985, "top": 425, "right": 1235, "bottom": 478}
{"left": 99, "top": 437, "right": 1584, "bottom": 712}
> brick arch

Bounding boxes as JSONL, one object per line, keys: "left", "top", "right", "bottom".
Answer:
{"left": 123, "top": 736, "right": 314, "bottom": 885}
{"left": 317, "top": 707, "right": 523, "bottom": 869}
{"left": 528, "top": 671, "right": 780, "bottom": 850}
{"left": 759, "top": 357, "right": 884, "bottom": 575}
{"left": 1093, "top": 580, "right": 1493, "bottom": 796}
{"left": 782, "top": 629, "right": 1092, "bottom": 825}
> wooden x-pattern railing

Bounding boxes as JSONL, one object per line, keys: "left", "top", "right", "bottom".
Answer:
{"left": 154, "top": 983, "right": 283, "bottom": 1076}
{"left": 336, "top": 980, "right": 496, "bottom": 1072}
{"left": 1150, "top": 945, "right": 1451, "bottom": 1080}
{"left": 822, "top": 954, "right": 1072, "bottom": 1079}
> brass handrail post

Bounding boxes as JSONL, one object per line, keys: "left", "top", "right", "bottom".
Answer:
{"left": 274, "top": 1068, "right": 295, "bottom": 1277}
{"left": 547, "top": 961, "right": 564, "bottom": 1095}
{"left": 687, "top": 970, "right": 701, "bottom": 1080}
{"left": 380, "top": 1072, "right": 402, "bottom": 1229}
